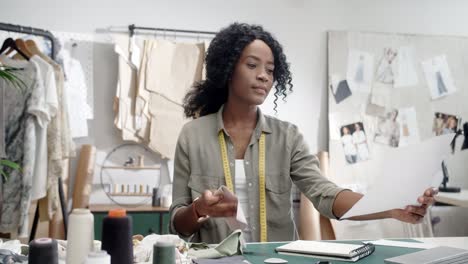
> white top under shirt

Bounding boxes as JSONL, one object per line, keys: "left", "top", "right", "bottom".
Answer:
{"left": 235, "top": 159, "right": 252, "bottom": 242}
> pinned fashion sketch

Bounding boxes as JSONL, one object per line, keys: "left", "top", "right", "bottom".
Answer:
{"left": 341, "top": 122, "right": 370, "bottom": 164}
{"left": 396, "top": 107, "right": 420, "bottom": 147}
{"left": 374, "top": 109, "right": 400, "bottom": 148}
{"left": 346, "top": 50, "right": 374, "bottom": 93}
{"left": 433, "top": 112, "right": 460, "bottom": 136}
{"left": 421, "top": 55, "right": 457, "bottom": 100}
{"left": 329, "top": 75, "right": 352, "bottom": 104}
{"left": 393, "top": 46, "right": 418, "bottom": 88}
{"left": 375, "top": 48, "right": 397, "bottom": 84}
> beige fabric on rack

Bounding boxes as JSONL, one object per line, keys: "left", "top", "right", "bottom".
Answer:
{"left": 145, "top": 40, "right": 205, "bottom": 106}
{"left": 144, "top": 40, "right": 204, "bottom": 159}
{"left": 113, "top": 35, "right": 141, "bottom": 142}
{"left": 134, "top": 39, "right": 153, "bottom": 142}
{"left": 148, "top": 94, "right": 187, "bottom": 159}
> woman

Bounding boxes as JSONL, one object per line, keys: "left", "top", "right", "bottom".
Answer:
{"left": 341, "top": 126, "right": 357, "bottom": 164}
{"left": 352, "top": 123, "right": 369, "bottom": 162}
{"left": 170, "top": 23, "right": 436, "bottom": 243}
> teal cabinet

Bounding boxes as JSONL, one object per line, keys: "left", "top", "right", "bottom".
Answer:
{"left": 90, "top": 205, "right": 170, "bottom": 241}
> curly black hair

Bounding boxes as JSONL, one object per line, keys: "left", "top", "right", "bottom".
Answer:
{"left": 183, "top": 23, "right": 293, "bottom": 118}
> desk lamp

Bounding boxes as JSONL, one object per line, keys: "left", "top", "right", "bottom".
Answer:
{"left": 440, "top": 122, "right": 467, "bottom": 193}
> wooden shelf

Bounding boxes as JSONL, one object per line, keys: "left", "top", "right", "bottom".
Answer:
{"left": 102, "top": 165, "right": 161, "bottom": 170}
{"left": 89, "top": 204, "right": 169, "bottom": 212}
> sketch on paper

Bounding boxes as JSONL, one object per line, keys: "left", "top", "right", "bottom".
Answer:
{"left": 374, "top": 108, "right": 400, "bottom": 148}
{"left": 329, "top": 74, "right": 352, "bottom": 104}
{"left": 394, "top": 46, "right": 418, "bottom": 88}
{"left": 421, "top": 55, "right": 457, "bottom": 99}
{"left": 396, "top": 107, "right": 420, "bottom": 147}
{"left": 340, "top": 122, "right": 370, "bottom": 164}
{"left": 432, "top": 112, "right": 460, "bottom": 136}
{"left": 346, "top": 50, "right": 374, "bottom": 93}
{"left": 375, "top": 48, "right": 398, "bottom": 84}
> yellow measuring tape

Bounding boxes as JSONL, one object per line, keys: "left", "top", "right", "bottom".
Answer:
{"left": 218, "top": 131, "right": 267, "bottom": 242}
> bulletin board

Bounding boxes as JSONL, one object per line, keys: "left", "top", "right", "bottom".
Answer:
{"left": 327, "top": 31, "right": 468, "bottom": 239}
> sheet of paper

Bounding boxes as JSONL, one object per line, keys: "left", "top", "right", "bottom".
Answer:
{"left": 342, "top": 134, "right": 452, "bottom": 218}
{"left": 397, "top": 107, "right": 420, "bottom": 147}
{"left": 217, "top": 186, "right": 248, "bottom": 230}
{"left": 394, "top": 46, "right": 418, "bottom": 88}
{"left": 346, "top": 50, "right": 374, "bottom": 93}
{"left": 365, "top": 239, "right": 437, "bottom": 249}
{"left": 421, "top": 55, "right": 457, "bottom": 100}
{"left": 225, "top": 200, "right": 249, "bottom": 231}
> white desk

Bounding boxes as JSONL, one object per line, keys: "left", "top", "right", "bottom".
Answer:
{"left": 435, "top": 189, "right": 468, "bottom": 207}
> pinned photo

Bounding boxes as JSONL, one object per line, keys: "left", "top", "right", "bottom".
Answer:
{"left": 394, "top": 46, "right": 418, "bottom": 88}
{"left": 422, "top": 55, "right": 457, "bottom": 100}
{"left": 374, "top": 108, "right": 400, "bottom": 148}
{"left": 340, "top": 122, "right": 370, "bottom": 164}
{"left": 329, "top": 75, "right": 352, "bottom": 104}
{"left": 433, "top": 112, "right": 460, "bottom": 136}
{"left": 346, "top": 50, "right": 374, "bottom": 93}
{"left": 397, "top": 107, "right": 420, "bottom": 147}
{"left": 375, "top": 47, "right": 398, "bottom": 85}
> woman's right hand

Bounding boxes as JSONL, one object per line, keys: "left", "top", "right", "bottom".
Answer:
{"left": 194, "top": 189, "right": 238, "bottom": 218}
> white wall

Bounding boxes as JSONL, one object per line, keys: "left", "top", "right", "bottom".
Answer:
{"left": 3, "top": 0, "right": 468, "bottom": 152}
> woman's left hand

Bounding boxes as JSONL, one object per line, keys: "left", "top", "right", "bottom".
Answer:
{"left": 390, "top": 188, "right": 438, "bottom": 224}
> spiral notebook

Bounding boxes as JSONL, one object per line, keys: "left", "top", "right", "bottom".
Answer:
{"left": 275, "top": 240, "right": 375, "bottom": 262}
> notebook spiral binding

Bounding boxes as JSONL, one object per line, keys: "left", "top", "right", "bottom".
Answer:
{"left": 350, "top": 243, "right": 375, "bottom": 259}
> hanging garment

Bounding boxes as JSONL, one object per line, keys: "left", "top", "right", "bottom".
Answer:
{"left": 29, "top": 55, "right": 58, "bottom": 202}
{"left": 0, "top": 81, "right": 5, "bottom": 158}
{"left": 113, "top": 35, "right": 142, "bottom": 142}
{"left": 36, "top": 53, "right": 70, "bottom": 222}
{"left": 60, "top": 49, "right": 91, "bottom": 138}
{"left": 0, "top": 55, "right": 40, "bottom": 235}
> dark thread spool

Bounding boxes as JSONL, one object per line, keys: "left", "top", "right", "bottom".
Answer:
{"left": 29, "top": 238, "right": 58, "bottom": 264}
{"left": 101, "top": 209, "right": 133, "bottom": 264}
{"left": 153, "top": 240, "right": 175, "bottom": 264}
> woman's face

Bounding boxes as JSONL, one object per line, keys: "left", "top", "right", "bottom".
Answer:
{"left": 448, "top": 118, "right": 457, "bottom": 128}
{"left": 342, "top": 127, "right": 349, "bottom": 135}
{"left": 228, "top": 39, "right": 274, "bottom": 106}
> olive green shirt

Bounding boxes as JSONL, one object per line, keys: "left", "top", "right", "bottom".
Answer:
{"left": 170, "top": 106, "right": 345, "bottom": 243}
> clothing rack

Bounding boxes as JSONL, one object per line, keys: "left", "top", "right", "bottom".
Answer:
{"left": 0, "top": 22, "right": 58, "bottom": 59}
{"left": 128, "top": 24, "right": 217, "bottom": 37}
{"left": 0, "top": 22, "right": 67, "bottom": 241}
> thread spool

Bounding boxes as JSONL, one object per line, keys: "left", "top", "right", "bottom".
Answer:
{"left": 153, "top": 241, "right": 175, "bottom": 264}
{"left": 152, "top": 188, "right": 159, "bottom": 206}
{"left": 85, "top": 250, "right": 111, "bottom": 264}
{"left": 29, "top": 238, "right": 58, "bottom": 264}
{"left": 67, "top": 208, "right": 94, "bottom": 264}
{"left": 101, "top": 209, "right": 133, "bottom": 264}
